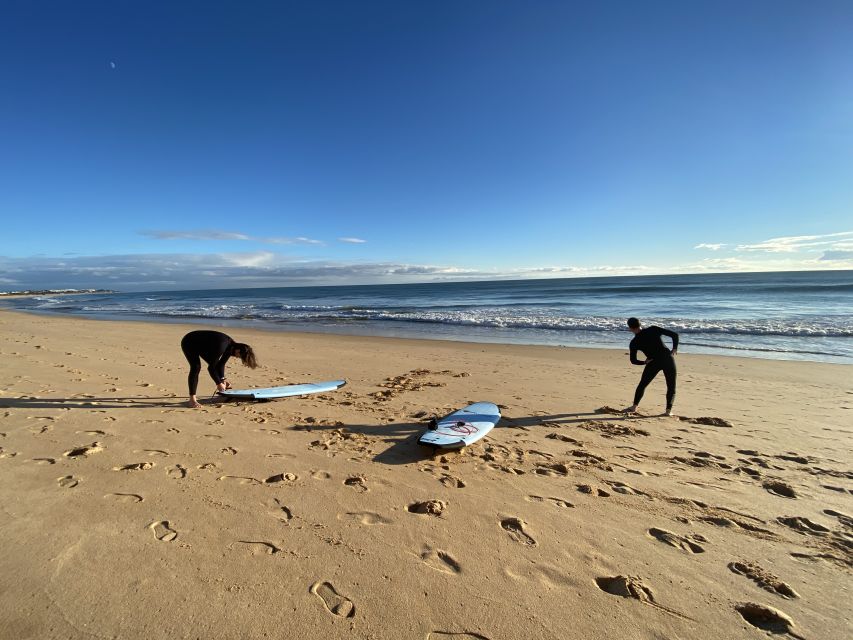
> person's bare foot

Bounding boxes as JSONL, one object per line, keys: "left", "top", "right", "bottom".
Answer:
{"left": 664, "top": 408, "right": 674, "bottom": 417}
{"left": 622, "top": 405, "right": 638, "bottom": 414}
{"left": 188, "top": 398, "right": 202, "bottom": 408}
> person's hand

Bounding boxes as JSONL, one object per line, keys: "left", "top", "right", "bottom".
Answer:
{"left": 216, "top": 382, "right": 228, "bottom": 393}
{"left": 224, "top": 379, "right": 233, "bottom": 390}
{"left": 671, "top": 348, "right": 677, "bottom": 356}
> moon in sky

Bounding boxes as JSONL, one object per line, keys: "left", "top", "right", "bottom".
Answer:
{"left": 109, "top": 61, "right": 116, "bottom": 69}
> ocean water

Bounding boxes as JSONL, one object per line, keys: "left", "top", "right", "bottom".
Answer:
{"left": 3, "top": 271, "right": 852, "bottom": 364}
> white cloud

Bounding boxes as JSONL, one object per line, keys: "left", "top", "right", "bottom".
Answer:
{"left": 2, "top": 239, "right": 852, "bottom": 292}
{"left": 338, "top": 237, "right": 367, "bottom": 244}
{"left": 141, "top": 230, "right": 251, "bottom": 241}
{"left": 736, "top": 231, "right": 853, "bottom": 253}
{"left": 140, "top": 229, "right": 324, "bottom": 245}
{"left": 694, "top": 243, "right": 726, "bottom": 251}
{"left": 260, "top": 236, "right": 325, "bottom": 245}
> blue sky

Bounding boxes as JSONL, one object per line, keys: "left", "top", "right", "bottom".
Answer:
{"left": 1, "top": 1, "right": 852, "bottom": 290}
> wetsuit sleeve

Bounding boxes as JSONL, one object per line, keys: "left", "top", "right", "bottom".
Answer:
{"left": 660, "top": 327, "right": 679, "bottom": 350}
{"left": 629, "top": 339, "right": 644, "bottom": 365}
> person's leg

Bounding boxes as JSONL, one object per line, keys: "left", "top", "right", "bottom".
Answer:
{"left": 663, "top": 358, "right": 677, "bottom": 415}
{"left": 630, "top": 362, "right": 661, "bottom": 410}
{"left": 181, "top": 341, "right": 203, "bottom": 408}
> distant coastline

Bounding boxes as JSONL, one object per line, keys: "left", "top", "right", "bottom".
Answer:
{"left": 0, "top": 288, "right": 115, "bottom": 298}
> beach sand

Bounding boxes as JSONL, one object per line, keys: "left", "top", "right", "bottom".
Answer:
{"left": 0, "top": 309, "right": 850, "bottom": 639}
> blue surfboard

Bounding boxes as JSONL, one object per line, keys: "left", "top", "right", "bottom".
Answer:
{"left": 418, "top": 402, "right": 501, "bottom": 449}
{"left": 218, "top": 379, "right": 346, "bottom": 400}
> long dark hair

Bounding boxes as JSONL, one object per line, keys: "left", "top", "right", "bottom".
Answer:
{"left": 233, "top": 343, "right": 258, "bottom": 369}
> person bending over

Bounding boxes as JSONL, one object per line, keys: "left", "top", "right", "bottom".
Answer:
{"left": 181, "top": 330, "right": 258, "bottom": 408}
{"left": 623, "top": 317, "right": 679, "bottom": 416}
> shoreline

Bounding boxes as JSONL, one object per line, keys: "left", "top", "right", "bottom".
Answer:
{"left": 1, "top": 308, "right": 850, "bottom": 639}
{"left": 2, "top": 306, "right": 851, "bottom": 366}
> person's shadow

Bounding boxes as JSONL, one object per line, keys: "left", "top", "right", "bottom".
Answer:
{"left": 0, "top": 396, "right": 180, "bottom": 410}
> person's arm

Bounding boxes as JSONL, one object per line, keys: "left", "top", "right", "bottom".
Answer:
{"left": 209, "top": 353, "right": 231, "bottom": 391}
{"left": 629, "top": 341, "right": 645, "bottom": 365}
{"left": 660, "top": 327, "right": 679, "bottom": 353}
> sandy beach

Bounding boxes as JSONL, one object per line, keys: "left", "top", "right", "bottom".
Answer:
{"left": 0, "top": 308, "right": 850, "bottom": 639}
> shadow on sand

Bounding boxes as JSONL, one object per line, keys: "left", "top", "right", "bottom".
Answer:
{"left": 0, "top": 396, "right": 182, "bottom": 410}
{"left": 289, "top": 408, "right": 656, "bottom": 466}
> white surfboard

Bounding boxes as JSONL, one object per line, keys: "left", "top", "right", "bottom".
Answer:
{"left": 418, "top": 402, "right": 501, "bottom": 449}
{"left": 218, "top": 379, "right": 346, "bottom": 400}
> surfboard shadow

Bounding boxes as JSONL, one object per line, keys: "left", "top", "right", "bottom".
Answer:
{"left": 0, "top": 396, "right": 181, "bottom": 410}
{"left": 292, "top": 420, "right": 432, "bottom": 466}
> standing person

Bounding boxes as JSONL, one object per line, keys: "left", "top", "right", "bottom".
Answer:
{"left": 181, "top": 330, "right": 258, "bottom": 408}
{"left": 623, "top": 317, "right": 679, "bottom": 416}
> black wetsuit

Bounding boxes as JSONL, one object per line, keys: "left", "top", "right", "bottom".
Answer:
{"left": 181, "top": 330, "right": 235, "bottom": 396}
{"left": 629, "top": 326, "right": 679, "bottom": 410}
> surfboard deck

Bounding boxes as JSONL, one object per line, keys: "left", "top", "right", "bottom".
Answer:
{"left": 218, "top": 379, "right": 346, "bottom": 400}
{"left": 417, "top": 402, "right": 501, "bottom": 449}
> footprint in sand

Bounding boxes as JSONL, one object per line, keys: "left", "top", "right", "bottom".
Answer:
{"left": 821, "top": 484, "right": 853, "bottom": 495}
{"left": 343, "top": 512, "right": 392, "bottom": 525}
{"left": 735, "top": 603, "right": 803, "bottom": 638}
{"left": 679, "top": 416, "right": 733, "bottom": 428}
{"left": 344, "top": 476, "right": 368, "bottom": 492}
{"left": 217, "top": 475, "right": 262, "bottom": 485}
{"left": 270, "top": 498, "right": 293, "bottom": 522}
{"left": 500, "top": 517, "right": 536, "bottom": 546}
{"left": 220, "top": 447, "right": 237, "bottom": 455}
{"left": 439, "top": 474, "right": 466, "bottom": 488}
{"left": 167, "top": 464, "right": 188, "bottom": 479}
{"left": 310, "top": 581, "right": 355, "bottom": 618}
{"left": 31, "top": 457, "right": 56, "bottom": 465}
{"left": 427, "top": 634, "right": 490, "bottom": 640}
{"left": 267, "top": 453, "right": 296, "bottom": 460}
{"left": 698, "top": 515, "right": 774, "bottom": 535}
{"left": 596, "top": 575, "right": 655, "bottom": 601}
{"left": 595, "top": 576, "right": 689, "bottom": 619}
{"left": 728, "top": 562, "right": 799, "bottom": 599}
{"left": 408, "top": 500, "right": 446, "bottom": 516}
{"left": 57, "top": 475, "right": 79, "bottom": 488}
{"left": 607, "top": 481, "right": 649, "bottom": 497}
{"left": 647, "top": 528, "right": 706, "bottom": 553}
{"left": 824, "top": 509, "right": 853, "bottom": 528}
{"left": 419, "top": 547, "right": 462, "bottom": 574}
{"left": 235, "top": 541, "right": 282, "bottom": 555}
{"left": 534, "top": 463, "right": 569, "bottom": 477}
{"left": 526, "top": 495, "right": 574, "bottom": 509}
{"left": 265, "top": 473, "right": 297, "bottom": 484}
{"left": 197, "top": 463, "right": 217, "bottom": 470}
{"left": 311, "top": 470, "right": 332, "bottom": 480}
{"left": 763, "top": 480, "right": 798, "bottom": 499}
{"left": 105, "top": 493, "right": 144, "bottom": 503}
{"left": 138, "top": 449, "right": 169, "bottom": 457}
{"left": 114, "top": 462, "right": 155, "bottom": 471}
{"left": 148, "top": 520, "right": 177, "bottom": 542}
{"left": 64, "top": 442, "right": 103, "bottom": 458}
{"left": 576, "top": 484, "right": 611, "bottom": 497}
{"left": 776, "top": 516, "right": 830, "bottom": 535}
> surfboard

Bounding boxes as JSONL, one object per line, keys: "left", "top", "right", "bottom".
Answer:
{"left": 218, "top": 379, "right": 347, "bottom": 400}
{"left": 417, "top": 402, "right": 501, "bottom": 449}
